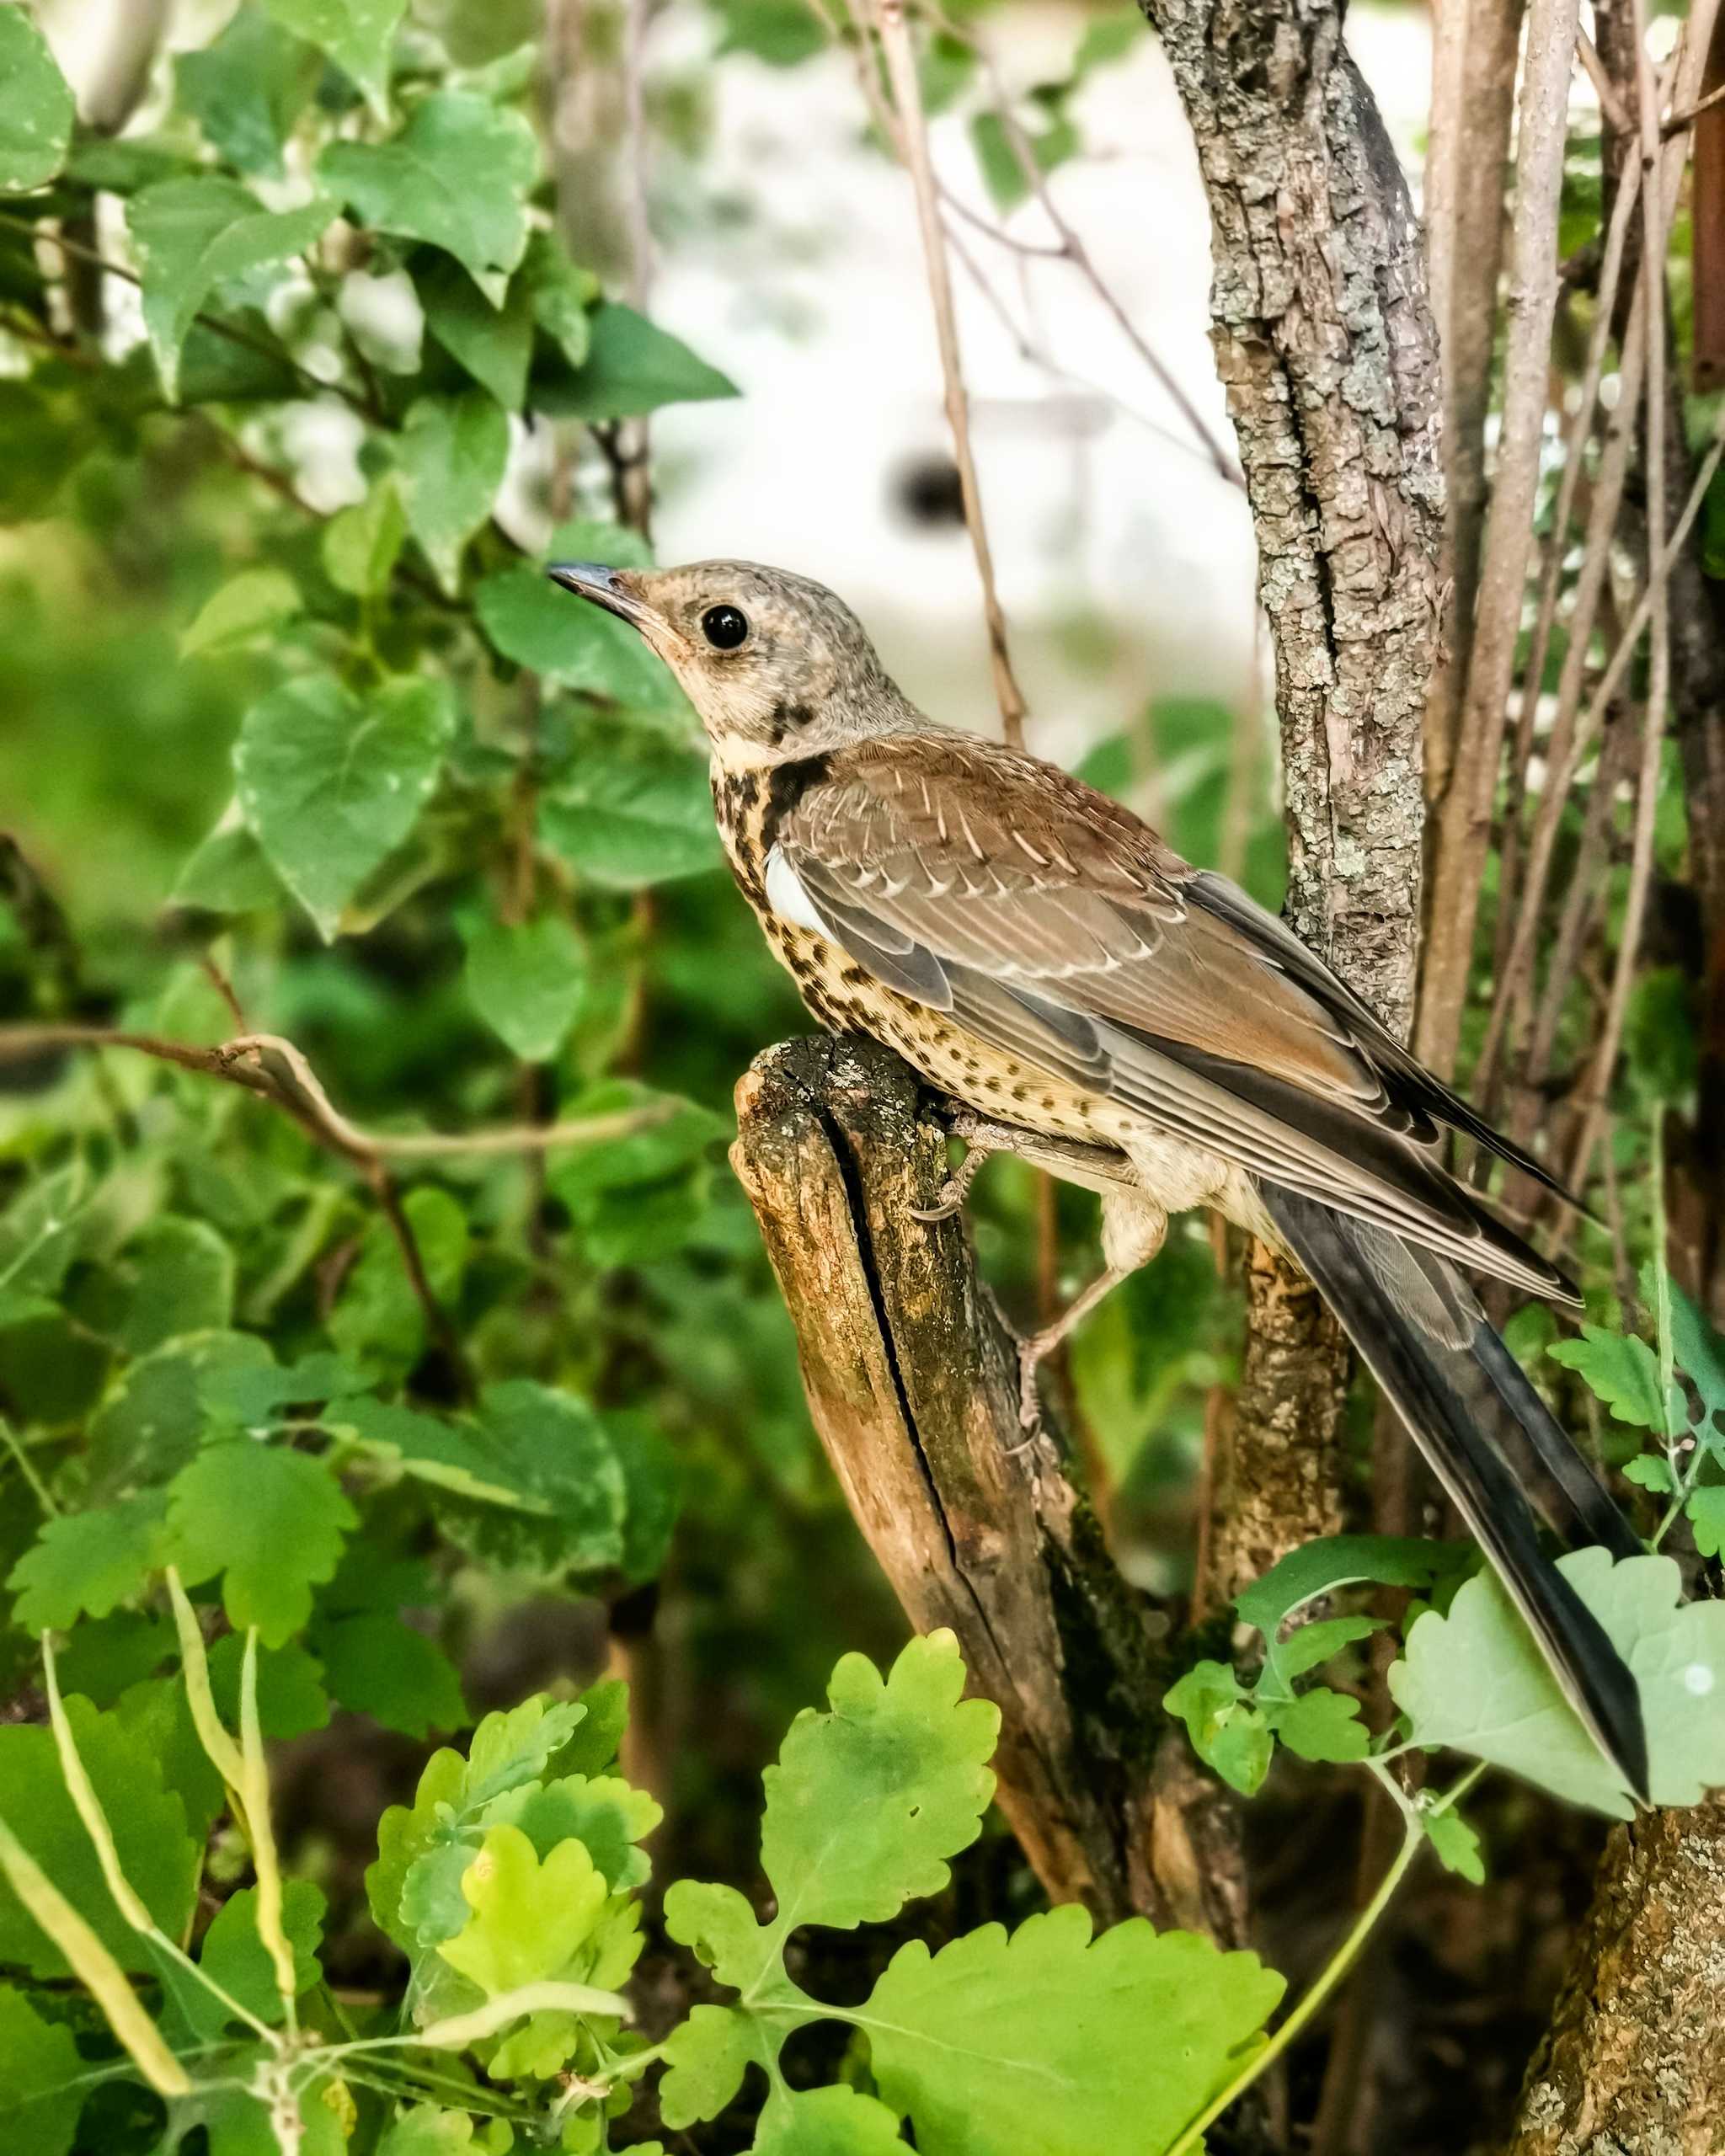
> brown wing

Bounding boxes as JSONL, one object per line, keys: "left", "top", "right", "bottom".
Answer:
{"left": 773, "top": 731, "right": 1577, "bottom": 1303}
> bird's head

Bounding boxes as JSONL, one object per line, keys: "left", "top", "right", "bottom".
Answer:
{"left": 546, "top": 557, "right": 921, "bottom": 767}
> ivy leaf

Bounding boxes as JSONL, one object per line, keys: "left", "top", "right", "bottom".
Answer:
{"left": 178, "top": 8, "right": 318, "bottom": 178}
{"left": 1548, "top": 1326, "right": 1676, "bottom": 1436}
{"left": 536, "top": 302, "right": 737, "bottom": 420}
{"left": 318, "top": 93, "right": 539, "bottom": 295}
{"left": 462, "top": 910, "right": 585, "bottom": 1063}
{"left": 0, "top": 1983, "right": 83, "bottom": 2156}
{"left": 164, "top": 1441, "right": 356, "bottom": 1646}
{"left": 1388, "top": 1548, "right": 1725, "bottom": 1817}
{"left": 181, "top": 568, "right": 302, "bottom": 658}
{"left": 476, "top": 564, "right": 685, "bottom": 708}
{"left": 537, "top": 737, "right": 722, "bottom": 888}
{"left": 236, "top": 671, "right": 457, "bottom": 939}
{"left": 7, "top": 1492, "right": 168, "bottom": 1634}
{"left": 0, "top": 1699, "right": 199, "bottom": 1977}
{"left": 312, "top": 1611, "right": 467, "bottom": 1737}
{"left": 263, "top": 0, "right": 408, "bottom": 117}
{"left": 186, "top": 1880, "right": 326, "bottom": 2036}
{"left": 322, "top": 478, "right": 406, "bottom": 598}
{"left": 435, "top": 1824, "right": 608, "bottom": 1993}
{"left": 0, "top": 9, "right": 76, "bottom": 195}
{"left": 420, "top": 253, "right": 535, "bottom": 410}
{"left": 395, "top": 392, "right": 510, "bottom": 597}
{"left": 865, "top": 1904, "right": 1284, "bottom": 2156}
{"left": 128, "top": 178, "right": 335, "bottom": 401}
{"left": 756, "top": 1632, "right": 997, "bottom": 1930}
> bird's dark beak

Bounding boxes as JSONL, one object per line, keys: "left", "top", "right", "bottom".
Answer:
{"left": 546, "top": 560, "right": 658, "bottom": 637}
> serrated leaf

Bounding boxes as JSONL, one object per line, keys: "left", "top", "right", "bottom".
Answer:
{"left": 318, "top": 93, "right": 539, "bottom": 291}
{"left": 313, "top": 1612, "right": 467, "bottom": 1737}
{"left": 535, "top": 302, "right": 736, "bottom": 420}
{"left": 1421, "top": 1805, "right": 1485, "bottom": 1884}
{"left": 477, "top": 565, "right": 685, "bottom": 708}
{"left": 537, "top": 737, "right": 721, "bottom": 887}
{"left": 760, "top": 1631, "right": 997, "bottom": 1930}
{"left": 1388, "top": 1548, "right": 1725, "bottom": 1816}
{"left": 395, "top": 392, "right": 509, "bottom": 596}
{"left": 0, "top": 1698, "right": 198, "bottom": 1978}
{"left": 178, "top": 8, "right": 317, "bottom": 178}
{"left": 164, "top": 1442, "right": 356, "bottom": 1646}
{"left": 420, "top": 253, "right": 534, "bottom": 409}
{"left": 322, "top": 478, "right": 405, "bottom": 597}
{"left": 0, "top": 1983, "right": 83, "bottom": 2156}
{"left": 187, "top": 1879, "right": 326, "bottom": 2036}
{"left": 0, "top": 10, "right": 76, "bottom": 195}
{"left": 182, "top": 568, "right": 302, "bottom": 658}
{"left": 1549, "top": 1326, "right": 1675, "bottom": 1435}
{"left": 1623, "top": 1454, "right": 1677, "bottom": 1492}
{"left": 263, "top": 0, "right": 407, "bottom": 115}
{"left": 659, "top": 2000, "right": 777, "bottom": 2129}
{"left": 128, "top": 178, "right": 335, "bottom": 401}
{"left": 436, "top": 1825, "right": 609, "bottom": 1993}
{"left": 7, "top": 1493, "right": 168, "bottom": 1634}
{"left": 462, "top": 910, "right": 585, "bottom": 1062}
{"left": 865, "top": 1904, "right": 1284, "bottom": 2156}
{"left": 236, "top": 671, "right": 456, "bottom": 939}
{"left": 1265, "top": 1686, "right": 1369, "bottom": 1764}
{"left": 486, "top": 1770, "right": 661, "bottom": 1893}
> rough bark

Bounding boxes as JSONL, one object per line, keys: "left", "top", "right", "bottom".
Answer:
{"left": 1505, "top": 1799, "right": 1725, "bottom": 2154}
{"left": 730, "top": 1033, "right": 1250, "bottom": 1945}
{"left": 1138, "top": 0, "right": 1445, "bottom": 1560}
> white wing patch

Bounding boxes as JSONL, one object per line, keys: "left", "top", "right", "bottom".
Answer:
{"left": 765, "top": 844, "right": 829, "bottom": 935}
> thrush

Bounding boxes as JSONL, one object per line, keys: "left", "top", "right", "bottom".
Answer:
{"left": 547, "top": 555, "right": 1650, "bottom": 1801}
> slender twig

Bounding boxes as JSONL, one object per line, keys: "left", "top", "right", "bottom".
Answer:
{"left": 1578, "top": 26, "right": 1636, "bottom": 134}
{"left": 872, "top": 0, "right": 1028, "bottom": 749}
{"left": 1664, "top": 77, "right": 1725, "bottom": 133}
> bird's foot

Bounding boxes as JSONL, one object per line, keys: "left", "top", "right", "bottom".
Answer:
{"left": 1016, "top": 1339, "right": 1044, "bottom": 1436}
{"left": 908, "top": 1131, "right": 999, "bottom": 1224}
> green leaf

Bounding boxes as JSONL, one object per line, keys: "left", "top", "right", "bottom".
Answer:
{"left": 190, "top": 1879, "right": 326, "bottom": 2034}
{"left": 476, "top": 565, "right": 685, "bottom": 708}
{"left": 537, "top": 737, "right": 721, "bottom": 887}
{"left": 54, "top": 1613, "right": 176, "bottom": 1707}
{"left": 487, "top": 1770, "right": 660, "bottom": 1892}
{"left": 173, "top": 822, "right": 286, "bottom": 913}
{"left": 262, "top": 0, "right": 407, "bottom": 115}
{"left": 207, "top": 1633, "right": 331, "bottom": 1739}
{"left": 865, "top": 1904, "right": 1284, "bottom": 2156}
{"left": 181, "top": 568, "right": 302, "bottom": 658}
{"left": 236, "top": 671, "right": 457, "bottom": 938}
{"left": 377, "top": 2110, "right": 480, "bottom": 2156}
{"left": 313, "top": 1611, "right": 467, "bottom": 1737}
{"left": 1236, "top": 1534, "right": 1459, "bottom": 1643}
{"left": 1163, "top": 1661, "right": 1272, "bottom": 1796}
{"left": 127, "top": 178, "right": 335, "bottom": 401}
{"left": 114, "top": 1217, "right": 236, "bottom": 1353}
{"left": 1264, "top": 1614, "right": 1386, "bottom": 1689}
{"left": 7, "top": 1493, "right": 168, "bottom": 1634}
{"left": 420, "top": 253, "right": 534, "bottom": 410}
{"left": 1421, "top": 1805, "right": 1485, "bottom": 1885}
{"left": 714, "top": 0, "right": 828, "bottom": 67}
{"left": 436, "top": 1381, "right": 627, "bottom": 1576}
{"left": 0, "top": 382, "right": 86, "bottom": 526}
{"left": 537, "top": 302, "right": 737, "bottom": 420}
{"left": 659, "top": 2002, "right": 774, "bottom": 2129}
{"left": 163, "top": 1441, "right": 356, "bottom": 1646}
{"left": 1687, "top": 1485, "right": 1725, "bottom": 1559}
{"left": 0, "top": 1165, "right": 89, "bottom": 1313}
{"left": 522, "top": 231, "right": 595, "bottom": 369}
{"left": 0, "top": 1697, "right": 199, "bottom": 1977}
{"left": 328, "top": 1186, "right": 468, "bottom": 1378}
{"left": 0, "top": 9, "right": 75, "bottom": 195}
{"left": 1265, "top": 1686, "right": 1370, "bottom": 1765}
{"left": 0, "top": 1983, "right": 83, "bottom": 2156}
{"left": 759, "top": 1631, "right": 998, "bottom": 1929}
{"left": 318, "top": 93, "right": 539, "bottom": 293}
{"left": 1549, "top": 1326, "right": 1675, "bottom": 1435}
{"left": 321, "top": 478, "right": 405, "bottom": 597}
{"left": 1073, "top": 10, "right": 1141, "bottom": 72}
{"left": 336, "top": 1396, "right": 549, "bottom": 1510}
{"left": 178, "top": 8, "right": 317, "bottom": 178}
{"left": 753, "top": 2087, "right": 907, "bottom": 2154}
{"left": 462, "top": 910, "right": 585, "bottom": 1062}
{"left": 395, "top": 392, "right": 510, "bottom": 597}
{"left": 1668, "top": 1273, "right": 1725, "bottom": 1436}
{"left": 1388, "top": 1548, "right": 1725, "bottom": 1817}
{"left": 199, "top": 1349, "right": 369, "bottom": 1429}
{"left": 1624, "top": 1454, "right": 1677, "bottom": 1492}
{"left": 548, "top": 1082, "right": 727, "bottom": 1266}
{"left": 84, "top": 1333, "right": 275, "bottom": 1501}
{"left": 436, "top": 1824, "right": 609, "bottom": 1993}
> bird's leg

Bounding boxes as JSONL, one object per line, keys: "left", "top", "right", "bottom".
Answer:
{"left": 1017, "top": 1186, "right": 1167, "bottom": 1431}
{"left": 908, "top": 1123, "right": 1006, "bottom": 1223}
{"left": 913, "top": 1108, "right": 1137, "bottom": 1226}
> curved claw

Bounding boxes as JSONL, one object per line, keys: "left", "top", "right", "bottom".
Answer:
{"left": 908, "top": 1186, "right": 964, "bottom": 1225}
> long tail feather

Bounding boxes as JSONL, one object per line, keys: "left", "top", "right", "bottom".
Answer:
{"left": 1259, "top": 1186, "right": 1649, "bottom": 1801}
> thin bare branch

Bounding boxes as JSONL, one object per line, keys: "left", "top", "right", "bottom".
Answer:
{"left": 872, "top": 0, "right": 1029, "bottom": 749}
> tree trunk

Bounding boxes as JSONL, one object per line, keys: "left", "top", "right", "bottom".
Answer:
{"left": 1137, "top": 0, "right": 1445, "bottom": 1570}
{"left": 1504, "top": 1799, "right": 1725, "bottom": 2154}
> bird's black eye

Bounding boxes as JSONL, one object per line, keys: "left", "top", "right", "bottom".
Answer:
{"left": 701, "top": 604, "right": 749, "bottom": 651}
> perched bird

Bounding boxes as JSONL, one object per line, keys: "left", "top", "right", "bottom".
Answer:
{"left": 547, "top": 556, "right": 1649, "bottom": 1801}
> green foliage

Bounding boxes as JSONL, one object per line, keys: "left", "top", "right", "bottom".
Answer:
{"left": 0, "top": 10, "right": 75, "bottom": 195}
